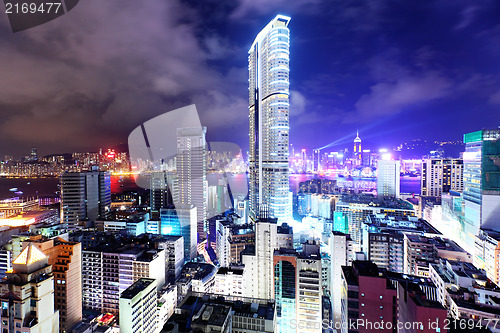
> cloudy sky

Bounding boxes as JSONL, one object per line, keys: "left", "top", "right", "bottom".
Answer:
{"left": 1, "top": 0, "right": 500, "bottom": 158}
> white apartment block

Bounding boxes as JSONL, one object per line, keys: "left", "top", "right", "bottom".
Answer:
{"left": 119, "top": 278, "right": 158, "bottom": 333}
{"left": 213, "top": 266, "right": 246, "bottom": 297}
{"left": 329, "top": 231, "right": 353, "bottom": 324}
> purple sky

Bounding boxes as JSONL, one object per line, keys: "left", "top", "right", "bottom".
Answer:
{"left": 1, "top": 0, "right": 500, "bottom": 158}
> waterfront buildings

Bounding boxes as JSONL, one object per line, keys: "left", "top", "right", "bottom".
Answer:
{"left": 377, "top": 160, "right": 401, "bottom": 198}
{"left": 60, "top": 169, "right": 111, "bottom": 224}
{"left": 0, "top": 197, "right": 39, "bottom": 218}
{"left": 248, "top": 15, "right": 292, "bottom": 222}
{"left": 353, "top": 131, "right": 362, "bottom": 166}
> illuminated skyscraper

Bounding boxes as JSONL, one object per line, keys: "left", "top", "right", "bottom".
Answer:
{"left": 353, "top": 131, "right": 361, "bottom": 165}
{"left": 463, "top": 129, "right": 500, "bottom": 251}
{"left": 248, "top": 15, "right": 292, "bottom": 222}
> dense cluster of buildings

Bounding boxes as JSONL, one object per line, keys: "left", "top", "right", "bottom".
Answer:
{"left": 0, "top": 14, "right": 498, "bottom": 333}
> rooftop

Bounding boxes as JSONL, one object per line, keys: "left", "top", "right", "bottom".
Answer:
{"left": 217, "top": 266, "right": 244, "bottom": 276}
{"left": 180, "top": 293, "right": 275, "bottom": 321}
{"left": 120, "top": 278, "right": 155, "bottom": 299}
{"left": 180, "top": 262, "right": 217, "bottom": 282}
{"left": 337, "top": 194, "right": 415, "bottom": 210}
{"left": 192, "top": 304, "right": 231, "bottom": 328}
{"left": 365, "top": 214, "right": 441, "bottom": 235}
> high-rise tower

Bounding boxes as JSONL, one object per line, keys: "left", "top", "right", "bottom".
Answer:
{"left": 463, "top": 129, "right": 500, "bottom": 251}
{"left": 248, "top": 15, "right": 291, "bottom": 222}
{"left": 174, "top": 127, "right": 207, "bottom": 239}
{"left": 353, "top": 130, "right": 362, "bottom": 165}
{"left": 60, "top": 168, "right": 111, "bottom": 224}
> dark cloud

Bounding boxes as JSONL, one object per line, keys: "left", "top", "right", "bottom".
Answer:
{"left": 0, "top": 0, "right": 248, "bottom": 157}
{"left": 1, "top": 0, "right": 500, "bottom": 157}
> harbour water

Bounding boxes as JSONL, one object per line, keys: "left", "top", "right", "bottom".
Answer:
{"left": 0, "top": 174, "right": 421, "bottom": 200}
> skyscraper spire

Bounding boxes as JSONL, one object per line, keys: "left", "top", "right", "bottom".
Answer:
{"left": 354, "top": 130, "right": 361, "bottom": 143}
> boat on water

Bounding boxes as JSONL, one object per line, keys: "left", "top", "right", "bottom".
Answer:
{"left": 9, "top": 188, "right": 18, "bottom": 191}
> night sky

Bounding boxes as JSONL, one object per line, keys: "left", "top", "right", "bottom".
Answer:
{"left": 1, "top": 0, "right": 500, "bottom": 158}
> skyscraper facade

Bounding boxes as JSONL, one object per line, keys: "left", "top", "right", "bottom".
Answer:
{"left": 60, "top": 169, "right": 111, "bottom": 224}
{"left": 174, "top": 127, "right": 207, "bottom": 239}
{"left": 463, "top": 129, "right": 500, "bottom": 251}
{"left": 149, "top": 171, "right": 173, "bottom": 219}
{"left": 248, "top": 15, "right": 292, "bottom": 222}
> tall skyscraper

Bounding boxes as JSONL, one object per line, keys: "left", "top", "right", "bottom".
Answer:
{"left": 60, "top": 168, "right": 111, "bottom": 224}
{"left": 377, "top": 160, "right": 400, "bottom": 198}
{"left": 174, "top": 127, "right": 207, "bottom": 239}
{"left": 248, "top": 15, "right": 292, "bottom": 222}
{"left": 149, "top": 171, "right": 173, "bottom": 219}
{"left": 463, "top": 129, "right": 500, "bottom": 251}
{"left": 353, "top": 131, "right": 362, "bottom": 165}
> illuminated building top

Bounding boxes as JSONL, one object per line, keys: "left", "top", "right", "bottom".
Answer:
{"left": 354, "top": 130, "right": 361, "bottom": 143}
{"left": 13, "top": 244, "right": 47, "bottom": 265}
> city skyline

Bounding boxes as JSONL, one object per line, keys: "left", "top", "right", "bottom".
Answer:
{"left": 1, "top": 1, "right": 500, "bottom": 158}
